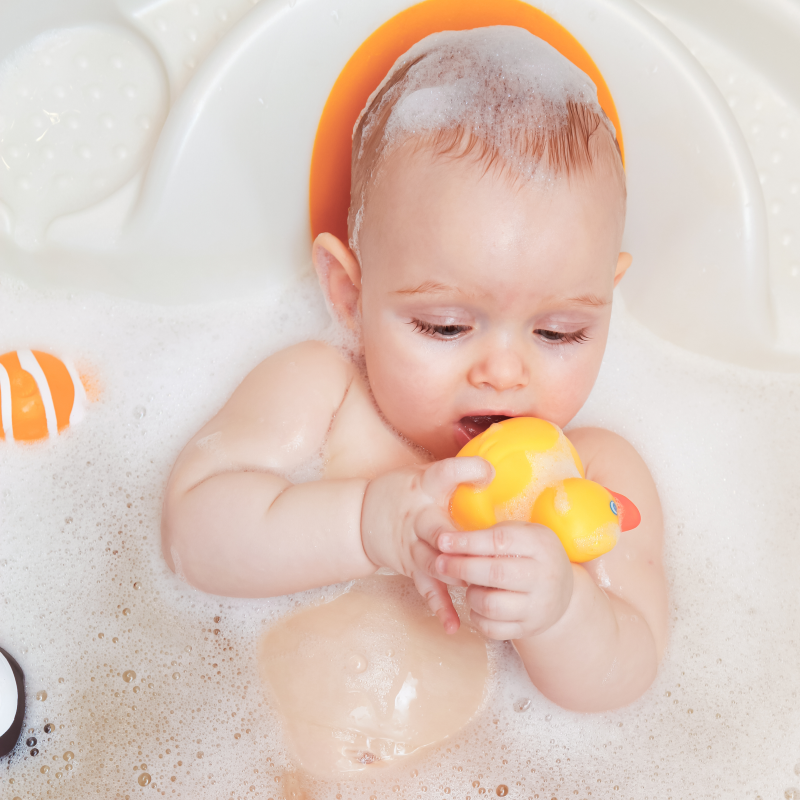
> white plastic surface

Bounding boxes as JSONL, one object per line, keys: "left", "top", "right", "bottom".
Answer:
{"left": 636, "top": 0, "right": 800, "bottom": 354}
{"left": 0, "top": 0, "right": 797, "bottom": 370}
{"left": 0, "top": 24, "right": 168, "bottom": 249}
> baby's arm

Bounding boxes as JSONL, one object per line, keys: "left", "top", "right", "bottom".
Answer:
{"left": 161, "top": 341, "right": 375, "bottom": 596}
{"left": 162, "top": 341, "right": 490, "bottom": 618}
{"left": 436, "top": 428, "right": 667, "bottom": 712}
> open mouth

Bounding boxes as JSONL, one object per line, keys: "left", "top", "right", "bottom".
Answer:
{"left": 455, "top": 415, "right": 512, "bottom": 448}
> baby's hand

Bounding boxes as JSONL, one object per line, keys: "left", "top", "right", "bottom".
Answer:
{"left": 361, "top": 457, "right": 494, "bottom": 633}
{"left": 435, "top": 522, "right": 574, "bottom": 641}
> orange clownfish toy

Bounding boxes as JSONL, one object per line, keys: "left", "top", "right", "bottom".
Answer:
{"left": 450, "top": 417, "right": 640, "bottom": 563}
{"left": 0, "top": 350, "right": 87, "bottom": 443}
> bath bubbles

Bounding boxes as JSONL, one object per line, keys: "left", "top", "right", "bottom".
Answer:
{"left": 347, "top": 653, "right": 367, "bottom": 673}
{"left": 1, "top": 270, "right": 799, "bottom": 798}
{"left": 35, "top": 690, "right": 47, "bottom": 701}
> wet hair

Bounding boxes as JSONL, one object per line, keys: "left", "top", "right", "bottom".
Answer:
{"left": 348, "top": 26, "right": 625, "bottom": 254}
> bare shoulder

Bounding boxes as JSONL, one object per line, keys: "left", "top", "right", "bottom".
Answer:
{"left": 566, "top": 427, "right": 668, "bottom": 657}
{"left": 565, "top": 427, "right": 654, "bottom": 495}
{"left": 170, "top": 340, "right": 356, "bottom": 491}
{"left": 568, "top": 425, "right": 664, "bottom": 573}
{"left": 232, "top": 339, "right": 354, "bottom": 401}
{"left": 216, "top": 339, "right": 355, "bottom": 426}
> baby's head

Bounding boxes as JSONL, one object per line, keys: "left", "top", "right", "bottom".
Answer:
{"left": 313, "top": 26, "right": 630, "bottom": 459}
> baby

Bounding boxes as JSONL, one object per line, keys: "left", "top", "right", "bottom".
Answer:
{"left": 162, "top": 24, "right": 667, "bottom": 752}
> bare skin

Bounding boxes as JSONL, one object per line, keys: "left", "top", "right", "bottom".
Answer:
{"left": 258, "top": 576, "right": 488, "bottom": 778}
{"left": 162, "top": 143, "right": 668, "bottom": 713}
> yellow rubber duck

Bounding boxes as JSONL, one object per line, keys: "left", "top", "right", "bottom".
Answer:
{"left": 450, "top": 418, "right": 640, "bottom": 563}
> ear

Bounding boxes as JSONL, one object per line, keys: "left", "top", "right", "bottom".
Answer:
{"left": 614, "top": 252, "right": 633, "bottom": 287}
{"left": 312, "top": 233, "right": 362, "bottom": 329}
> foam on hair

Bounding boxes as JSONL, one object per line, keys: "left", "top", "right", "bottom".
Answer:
{"left": 349, "top": 26, "right": 624, "bottom": 253}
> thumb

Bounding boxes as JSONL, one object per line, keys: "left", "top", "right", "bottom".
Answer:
{"left": 421, "top": 456, "right": 495, "bottom": 505}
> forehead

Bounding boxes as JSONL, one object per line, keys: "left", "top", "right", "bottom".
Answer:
{"left": 358, "top": 144, "right": 625, "bottom": 300}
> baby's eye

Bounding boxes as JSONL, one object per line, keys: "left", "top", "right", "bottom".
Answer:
{"left": 410, "top": 319, "right": 471, "bottom": 339}
{"left": 535, "top": 328, "right": 590, "bottom": 345}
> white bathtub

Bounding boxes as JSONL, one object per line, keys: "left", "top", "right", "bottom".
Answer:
{"left": 1, "top": 1, "right": 799, "bottom": 798}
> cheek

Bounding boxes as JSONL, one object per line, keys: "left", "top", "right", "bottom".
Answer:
{"left": 536, "top": 339, "right": 607, "bottom": 424}
{"left": 362, "top": 320, "right": 456, "bottom": 429}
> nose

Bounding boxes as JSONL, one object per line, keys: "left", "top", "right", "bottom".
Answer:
{"left": 467, "top": 340, "right": 528, "bottom": 392}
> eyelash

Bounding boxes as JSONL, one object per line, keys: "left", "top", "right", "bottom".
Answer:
{"left": 534, "top": 328, "right": 591, "bottom": 345}
{"left": 409, "top": 319, "right": 591, "bottom": 345}
{"left": 410, "top": 319, "right": 470, "bottom": 338}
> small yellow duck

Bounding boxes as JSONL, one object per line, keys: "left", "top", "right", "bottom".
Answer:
{"left": 450, "top": 418, "right": 640, "bottom": 563}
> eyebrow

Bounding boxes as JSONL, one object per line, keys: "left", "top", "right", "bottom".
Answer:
{"left": 392, "top": 281, "right": 471, "bottom": 297}
{"left": 393, "top": 282, "right": 610, "bottom": 308}
{"left": 563, "top": 293, "right": 611, "bottom": 308}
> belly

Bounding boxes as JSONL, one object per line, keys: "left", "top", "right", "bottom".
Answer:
{"left": 258, "top": 576, "right": 488, "bottom": 778}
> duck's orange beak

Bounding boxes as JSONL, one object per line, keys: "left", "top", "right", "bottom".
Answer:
{"left": 606, "top": 490, "right": 641, "bottom": 532}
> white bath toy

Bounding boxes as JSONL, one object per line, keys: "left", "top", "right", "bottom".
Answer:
{"left": 0, "top": 647, "right": 25, "bottom": 758}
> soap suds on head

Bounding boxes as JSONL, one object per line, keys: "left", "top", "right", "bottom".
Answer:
{"left": 349, "top": 26, "right": 620, "bottom": 255}
{"left": 359, "top": 26, "right": 607, "bottom": 168}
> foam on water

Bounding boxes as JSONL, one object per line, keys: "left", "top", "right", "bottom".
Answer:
{"left": 1, "top": 274, "right": 799, "bottom": 799}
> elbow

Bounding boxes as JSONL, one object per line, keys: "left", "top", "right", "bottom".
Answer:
{"left": 160, "top": 482, "right": 202, "bottom": 587}
{"left": 160, "top": 483, "right": 233, "bottom": 595}
{"left": 160, "top": 487, "right": 184, "bottom": 577}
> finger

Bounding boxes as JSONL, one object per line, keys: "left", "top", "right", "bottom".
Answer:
{"left": 415, "top": 503, "right": 458, "bottom": 549}
{"left": 413, "top": 572, "right": 461, "bottom": 634}
{"left": 411, "top": 538, "right": 467, "bottom": 587}
{"left": 438, "top": 522, "right": 549, "bottom": 557}
{"left": 420, "top": 456, "right": 495, "bottom": 505}
{"left": 465, "top": 584, "right": 529, "bottom": 622}
{"left": 436, "top": 554, "right": 535, "bottom": 592}
{"left": 468, "top": 609, "right": 524, "bottom": 641}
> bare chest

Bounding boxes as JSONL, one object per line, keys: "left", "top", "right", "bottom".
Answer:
{"left": 322, "top": 373, "right": 430, "bottom": 480}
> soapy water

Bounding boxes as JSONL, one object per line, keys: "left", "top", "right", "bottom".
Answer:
{"left": 0, "top": 272, "right": 799, "bottom": 799}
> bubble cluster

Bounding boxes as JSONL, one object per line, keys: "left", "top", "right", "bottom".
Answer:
{"left": 0, "top": 262, "right": 798, "bottom": 800}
